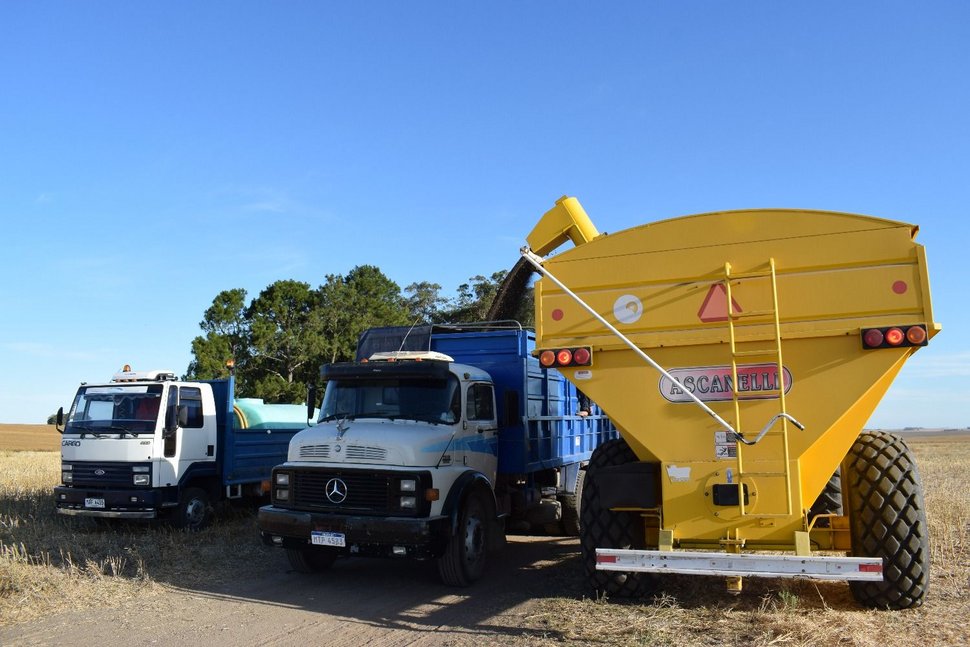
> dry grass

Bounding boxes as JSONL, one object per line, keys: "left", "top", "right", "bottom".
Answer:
{"left": 1, "top": 434, "right": 967, "bottom": 645}
{"left": 515, "top": 433, "right": 970, "bottom": 647}
{"left": 0, "top": 424, "right": 60, "bottom": 452}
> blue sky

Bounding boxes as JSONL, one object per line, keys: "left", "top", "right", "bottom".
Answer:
{"left": 1, "top": 3, "right": 967, "bottom": 427}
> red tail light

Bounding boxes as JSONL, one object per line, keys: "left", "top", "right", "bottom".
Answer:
{"left": 536, "top": 347, "right": 593, "bottom": 367}
{"left": 862, "top": 325, "right": 928, "bottom": 349}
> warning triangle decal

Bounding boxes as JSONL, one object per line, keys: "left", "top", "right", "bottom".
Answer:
{"left": 698, "top": 284, "right": 742, "bottom": 323}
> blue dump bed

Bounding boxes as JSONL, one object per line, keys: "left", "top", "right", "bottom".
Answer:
{"left": 207, "top": 379, "right": 308, "bottom": 486}
{"left": 357, "top": 326, "right": 616, "bottom": 475}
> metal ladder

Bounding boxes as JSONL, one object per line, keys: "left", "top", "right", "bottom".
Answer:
{"left": 723, "top": 259, "right": 797, "bottom": 517}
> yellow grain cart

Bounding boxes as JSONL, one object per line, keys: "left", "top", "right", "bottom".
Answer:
{"left": 521, "top": 196, "right": 939, "bottom": 609}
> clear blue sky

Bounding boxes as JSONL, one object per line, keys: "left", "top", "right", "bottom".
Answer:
{"left": 1, "top": 3, "right": 966, "bottom": 427}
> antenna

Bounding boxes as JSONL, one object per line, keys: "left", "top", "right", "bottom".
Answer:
{"left": 396, "top": 316, "right": 425, "bottom": 353}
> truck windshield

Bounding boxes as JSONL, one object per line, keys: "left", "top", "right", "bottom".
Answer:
{"left": 321, "top": 375, "right": 460, "bottom": 425}
{"left": 66, "top": 384, "right": 164, "bottom": 435}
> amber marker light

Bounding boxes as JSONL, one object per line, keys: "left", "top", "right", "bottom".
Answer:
{"left": 539, "top": 350, "right": 556, "bottom": 367}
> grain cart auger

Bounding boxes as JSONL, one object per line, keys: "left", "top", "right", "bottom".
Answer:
{"left": 521, "top": 196, "right": 939, "bottom": 610}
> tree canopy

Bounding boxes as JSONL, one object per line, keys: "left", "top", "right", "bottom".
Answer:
{"left": 185, "top": 264, "right": 532, "bottom": 404}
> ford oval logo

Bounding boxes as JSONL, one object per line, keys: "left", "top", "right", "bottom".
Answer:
{"left": 325, "top": 477, "right": 348, "bottom": 504}
{"left": 94, "top": 469, "right": 106, "bottom": 476}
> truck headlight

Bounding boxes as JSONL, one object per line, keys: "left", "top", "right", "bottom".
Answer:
{"left": 400, "top": 479, "right": 416, "bottom": 492}
{"left": 275, "top": 473, "right": 290, "bottom": 486}
{"left": 399, "top": 496, "right": 417, "bottom": 509}
{"left": 62, "top": 472, "right": 73, "bottom": 484}
{"left": 133, "top": 474, "right": 150, "bottom": 486}
{"left": 276, "top": 488, "right": 289, "bottom": 501}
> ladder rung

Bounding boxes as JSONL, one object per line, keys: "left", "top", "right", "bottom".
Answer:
{"left": 739, "top": 471, "right": 788, "bottom": 477}
{"left": 732, "top": 348, "right": 778, "bottom": 358}
{"left": 725, "top": 270, "right": 773, "bottom": 280}
{"left": 730, "top": 309, "right": 776, "bottom": 319}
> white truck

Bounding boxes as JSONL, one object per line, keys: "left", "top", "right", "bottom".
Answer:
{"left": 55, "top": 366, "right": 309, "bottom": 529}
{"left": 257, "top": 323, "right": 617, "bottom": 585}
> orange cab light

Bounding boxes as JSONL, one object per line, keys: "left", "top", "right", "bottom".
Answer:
{"left": 573, "top": 347, "right": 591, "bottom": 365}
{"left": 906, "top": 325, "right": 927, "bottom": 345}
{"left": 539, "top": 350, "right": 556, "bottom": 367}
{"left": 863, "top": 329, "right": 884, "bottom": 348}
{"left": 425, "top": 488, "right": 440, "bottom": 502}
{"left": 123, "top": 364, "right": 131, "bottom": 372}
{"left": 884, "top": 327, "right": 905, "bottom": 346}
{"left": 556, "top": 349, "right": 573, "bottom": 365}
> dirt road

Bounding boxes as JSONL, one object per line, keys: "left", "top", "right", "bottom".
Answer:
{"left": 2, "top": 535, "right": 583, "bottom": 646}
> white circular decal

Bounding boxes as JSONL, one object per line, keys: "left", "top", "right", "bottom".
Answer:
{"left": 613, "top": 294, "right": 643, "bottom": 324}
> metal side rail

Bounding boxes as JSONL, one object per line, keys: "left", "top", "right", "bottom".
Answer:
{"left": 595, "top": 548, "right": 883, "bottom": 582}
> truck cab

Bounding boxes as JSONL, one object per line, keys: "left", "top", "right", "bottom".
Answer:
{"left": 55, "top": 367, "right": 305, "bottom": 529}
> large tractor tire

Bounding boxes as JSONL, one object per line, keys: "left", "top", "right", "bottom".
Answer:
{"left": 580, "top": 438, "right": 653, "bottom": 598}
{"left": 842, "top": 431, "right": 930, "bottom": 609}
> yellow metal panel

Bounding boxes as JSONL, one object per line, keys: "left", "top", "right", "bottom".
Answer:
{"left": 531, "top": 198, "right": 939, "bottom": 546}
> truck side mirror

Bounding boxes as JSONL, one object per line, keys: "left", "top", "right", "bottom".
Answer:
{"left": 307, "top": 385, "right": 317, "bottom": 423}
{"left": 55, "top": 406, "right": 65, "bottom": 434}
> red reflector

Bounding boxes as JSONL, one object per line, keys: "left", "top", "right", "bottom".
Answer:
{"left": 906, "top": 325, "right": 927, "bottom": 345}
{"left": 573, "top": 347, "right": 591, "bottom": 365}
{"left": 859, "top": 563, "right": 882, "bottom": 573}
{"left": 863, "top": 329, "right": 884, "bottom": 348}
{"left": 597, "top": 554, "right": 618, "bottom": 564}
{"left": 539, "top": 350, "right": 556, "bottom": 367}
{"left": 885, "top": 327, "right": 905, "bottom": 346}
{"left": 557, "top": 349, "right": 573, "bottom": 365}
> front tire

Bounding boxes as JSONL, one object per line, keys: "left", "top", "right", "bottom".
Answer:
{"left": 172, "top": 487, "right": 212, "bottom": 531}
{"left": 286, "top": 546, "right": 339, "bottom": 573}
{"left": 581, "top": 439, "right": 653, "bottom": 598}
{"left": 843, "top": 432, "right": 930, "bottom": 609}
{"left": 437, "top": 493, "right": 489, "bottom": 587}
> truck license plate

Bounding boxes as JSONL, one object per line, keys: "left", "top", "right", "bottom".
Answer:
{"left": 85, "top": 498, "right": 105, "bottom": 509}
{"left": 311, "top": 531, "right": 345, "bottom": 547}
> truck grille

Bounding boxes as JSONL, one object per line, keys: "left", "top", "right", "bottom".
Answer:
{"left": 293, "top": 470, "right": 392, "bottom": 513}
{"left": 285, "top": 468, "right": 430, "bottom": 516}
{"left": 298, "top": 444, "right": 388, "bottom": 461}
{"left": 67, "top": 461, "right": 151, "bottom": 488}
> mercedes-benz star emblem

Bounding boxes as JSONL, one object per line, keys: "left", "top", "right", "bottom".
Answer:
{"left": 325, "top": 477, "right": 348, "bottom": 504}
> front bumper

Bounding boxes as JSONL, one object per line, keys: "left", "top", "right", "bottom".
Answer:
{"left": 258, "top": 505, "right": 451, "bottom": 559}
{"left": 54, "top": 485, "right": 171, "bottom": 519}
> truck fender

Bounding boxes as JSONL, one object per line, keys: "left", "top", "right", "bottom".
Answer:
{"left": 176, "top": 462, "right": 220, "bottom": 501}
{"left": 442, "top": 471, "right": 502, "bottom": 550}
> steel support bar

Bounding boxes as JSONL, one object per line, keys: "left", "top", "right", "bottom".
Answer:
{"left": 595, "top": 548, "right": 883, "bottom": 582}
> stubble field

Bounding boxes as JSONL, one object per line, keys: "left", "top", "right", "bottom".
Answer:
{"left": 0, "top": 424, "right": 967, "bottom": 646}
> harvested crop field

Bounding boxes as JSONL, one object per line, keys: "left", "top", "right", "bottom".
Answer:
{"left": 1, "top": 432, "right": 968, "bottom": 646}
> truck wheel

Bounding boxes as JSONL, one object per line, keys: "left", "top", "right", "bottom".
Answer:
{"left": 843, "top": 432, "right": 929, "bottom": 609}
{"left": 173, "top": 487, "right": 213, "bottom": 531}
{"left": 559, "top": 469, "right": 585, "bottom": 536}
{"left": 286, "top": 546, "right": 339, "bottom": 573}
{"left": 437, "top": 493, "right": 489, "bottom": 587}
{"left": 808, "top": 469, "right": 843, "bottom": 527}
{"left": 581, "top": 439, "right": 653, "bottom": 598}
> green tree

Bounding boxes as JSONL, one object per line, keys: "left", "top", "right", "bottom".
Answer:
{"left": 247, "top": 280, "right": 323, "bottom": 402}
{"left": 186, "top": 288, "right": 250, "bottom": 384}
{"left": 404, "top": 281, "right": 447, "bottom": 323}
{"left": 443, "top": 271, "right": 509, "bottom": 322}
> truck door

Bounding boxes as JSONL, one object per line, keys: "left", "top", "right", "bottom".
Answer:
{"left": 463, "top": 382, "right": 498, "bottom": 484}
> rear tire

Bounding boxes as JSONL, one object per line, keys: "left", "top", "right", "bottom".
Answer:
{"left": 437, "top": 493, "right": 489, "bottom": 587}
{"left": 286, "top": 546, "right": 339, "bottom": 573}
{"left": 808, "top": 469, "right": 843, "bottom": 527}
{"left": 581, "top": 439, "right": 653, "bottom": 598}
{"left": 843, "top": 432, "right": 930, "bottom": 609}
{"left": 559, "top": 469, "right": 585, "bottom": 536}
